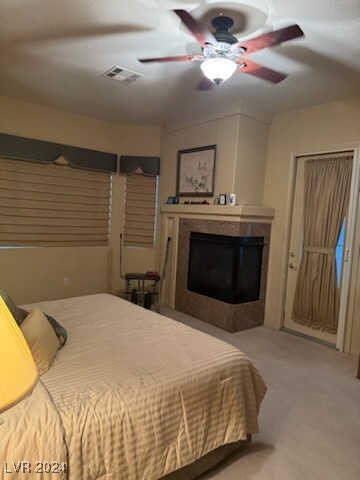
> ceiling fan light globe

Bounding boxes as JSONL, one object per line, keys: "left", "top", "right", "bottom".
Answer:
{"left": 200, "top": 58, "right": 237, "bottom": 83}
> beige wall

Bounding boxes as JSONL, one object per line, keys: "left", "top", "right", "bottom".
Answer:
{"left": 157, "top": 113, "right": 269, "bottom": 273}
{"left": 0, "top": 246, "right": 110, "bottom": 304}
{"left": 0, "top": 95, "right": 162, "bottom": 303}
{"left": 159, "top": 114, "right": 269, "bottom": 206}
{"left": 234, "top": 115, "right": 269, "bottom": 205}
{"left": 263, "top": 97, "right": 360, "bottom": 353}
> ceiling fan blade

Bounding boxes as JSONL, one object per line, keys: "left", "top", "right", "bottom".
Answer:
{"left": 174, "top": 9, "right": 216, "bottom": 47}
{"left": 232, "top": 24, "right": 304, "bottom": 55}
{"left": 237, "top": 59, "right": 287, "bottom": 83}
{"left": 139, "top": 54, "right": 198, "bottom": 63}
{"left": 197, "top": 77, "right": 214, "bottom": 91}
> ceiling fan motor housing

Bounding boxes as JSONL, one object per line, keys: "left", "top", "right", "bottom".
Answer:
{"left": 212, "top": 15, "right": 238, "bottom": 45}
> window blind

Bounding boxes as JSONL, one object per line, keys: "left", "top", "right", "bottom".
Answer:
{"left": 124, "top": 175, "right": 157, "bottom": 248}
{"left": 0, "top": 158, "right": 112, "bottom": 246}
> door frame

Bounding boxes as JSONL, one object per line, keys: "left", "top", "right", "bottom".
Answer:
{"left": 281, "top": 144, "right": 360, "bottom": 352}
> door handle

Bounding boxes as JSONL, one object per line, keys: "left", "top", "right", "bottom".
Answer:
{"left": 289, "top": 262, "right": 297, "bottom": 270}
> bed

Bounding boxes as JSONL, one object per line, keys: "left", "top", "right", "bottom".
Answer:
{"left": 1, "top": 294, "right": 266, "bottom": 479}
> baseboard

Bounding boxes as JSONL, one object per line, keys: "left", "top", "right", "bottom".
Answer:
{"left": 280, "top": 327, "right": 336, "bottom": 349}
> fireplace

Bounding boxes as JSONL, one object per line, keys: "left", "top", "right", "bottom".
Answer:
{"left": 188, "top": 232, "right": 264, "bottom": 304}
{"left": 175, "top": 219, "right": 271, "bottom": 332}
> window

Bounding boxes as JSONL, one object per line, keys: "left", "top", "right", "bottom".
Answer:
{"left": 124, "top": 175, "right": 158, "bottom": 248}
{"left": 335, "top": 220, "right": 346, "bottom": 287}
{"left": 0, "top": 158, "right": 112, "bottom": 246}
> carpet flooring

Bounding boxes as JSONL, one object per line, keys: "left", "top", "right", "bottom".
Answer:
{"left": 161, "top": 307, "right": 360, "bottom": 480}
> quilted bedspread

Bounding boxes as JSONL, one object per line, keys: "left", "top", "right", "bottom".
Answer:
{"left": 1, "top": 294, "right": 266, "bottom": 480}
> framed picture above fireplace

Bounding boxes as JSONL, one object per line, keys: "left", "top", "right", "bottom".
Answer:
{"left": 176, "top": 145, "right": 216, "bottom": 197}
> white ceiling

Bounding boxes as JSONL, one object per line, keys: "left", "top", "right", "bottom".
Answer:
{"left": 0, "top": 0, "right": 359, "bottom": 127}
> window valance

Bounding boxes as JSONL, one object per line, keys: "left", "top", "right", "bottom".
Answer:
{"left": 119, "top": 155, "right": 160, "bottom": 176}
{"left": 0, "top": 133, "right": 117, "bottom": 173}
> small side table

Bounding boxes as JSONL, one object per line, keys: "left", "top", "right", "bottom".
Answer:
{"left": 125, "top": 272, "right": 160, "bottom": 310}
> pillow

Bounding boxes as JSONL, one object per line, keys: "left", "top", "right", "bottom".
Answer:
{"left": 44, "top": 313, "right": 68, "bottom": 347}
{"left": 20, "top": 308, "right": 60, "bottom": 376}
{"left": 18, "top": 308, "right": 67, "bottom": 347}
{"left": 0, "top": 289, "right": 67, "bottom": 346}
{"left": 0, "top": 289, "right": 27, "bottom": 325}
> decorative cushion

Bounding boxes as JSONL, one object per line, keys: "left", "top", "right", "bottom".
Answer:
{"left": 0, "top": 290, "right": 27, "bottom": 325}
{"left": 18, "top": 307, "right": 67, "bottom": 346}
{"left": 20, "top": 308, "right": 60, "bottom": 376}
{"left": 0, "top": 289, "right": 67, "bottom": 347}
{"left": 44, "top": 313, "right": 68, "bottom": 347}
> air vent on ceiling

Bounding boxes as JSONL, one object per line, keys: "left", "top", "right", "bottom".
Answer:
{"left": 103, "top": 65, "right": 143, "bottom": 83}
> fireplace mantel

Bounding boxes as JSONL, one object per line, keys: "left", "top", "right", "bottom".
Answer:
{"left": 159, "top": 204, "right": 274, "bottom": 311}
{"left": 161, "top": 204, "right": 274, "bottom": 221}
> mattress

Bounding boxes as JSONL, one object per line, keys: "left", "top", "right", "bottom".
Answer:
{"left": 1, "top": 294, "right": 266, "bottom": 479}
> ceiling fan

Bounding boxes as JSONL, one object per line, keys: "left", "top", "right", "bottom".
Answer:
{"left": 139, "top": 9, "right": 304, "bottom": 90}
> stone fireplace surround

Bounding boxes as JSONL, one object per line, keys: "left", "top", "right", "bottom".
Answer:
{"left": 159, "top": 205, "right": 274, "bottom": 332}
{"left": 175, "top": 218, "right": 271, "bottom": 332}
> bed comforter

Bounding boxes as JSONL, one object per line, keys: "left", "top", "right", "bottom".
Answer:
{"left": 1, "top": 294, "right": 266, "bottom": 479}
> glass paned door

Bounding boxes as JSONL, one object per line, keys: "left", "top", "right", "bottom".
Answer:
{"left": 283, "top": 155, "right": 353, "bottom": 345}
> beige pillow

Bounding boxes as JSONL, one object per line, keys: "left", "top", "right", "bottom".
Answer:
{"left": 21, "top": 308, "right": 60, "bottom": 376}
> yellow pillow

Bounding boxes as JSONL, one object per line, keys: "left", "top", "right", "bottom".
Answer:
{"left": 21, "top": 308, "right": 60, "bottom": 376}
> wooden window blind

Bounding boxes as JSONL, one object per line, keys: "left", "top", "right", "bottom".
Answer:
{"left": 124, "top": 175, "right": 157, "bottom": 248}
{"left": 0, "top": 158, "right": 112, "bottom": 246}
